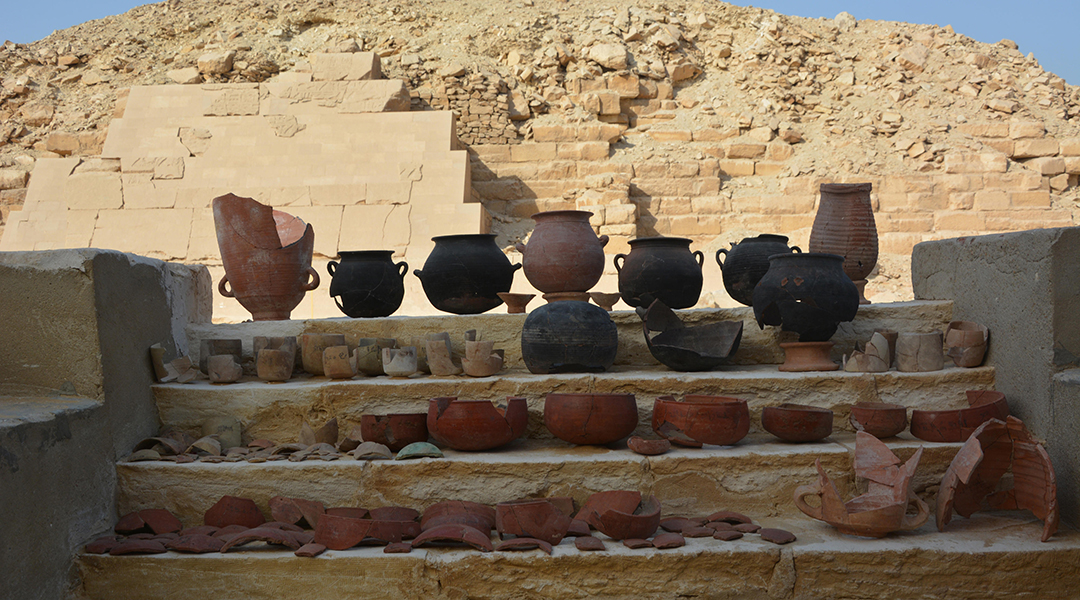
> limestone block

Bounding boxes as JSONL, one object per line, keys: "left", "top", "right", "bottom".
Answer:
{"left": 1011, "top": 138, "right": 1059, "bottom": 159}
{"left": 588, "top": 43, "right": 629, "bottom": 70}
{"left": 605, "top": 204, "right": 637, "bottom": 225}
{"left": 186, "top": 209, "right": 218, "bottom": 261}
{"left": 1010, "top": 191, "right": 1052, "bottom": 208}
{"left": 986, "top": 98, "right": 1018, "bottom": 114}
{"left": 340, "top": 204, "right": 412, "bottom": 254}
{"left": 179, "top": 128, "right": 213, "bottom": 156}
{"left": 719, "top": 160, "right": 755, "bottom": 176}
{"left": 91, "top": 208, "right": 193, "bottom": 260}
{"left": 64, "top": 173, "right": 123, "bottom": 210}
{"left": 0, "top": 169, "right": 29, "bottom": 190}
{"left": 606, "top": 72, "right": 640, "bottom": 98}
{"left": 693, "top": 128, "right": 739, "bottom": 142}
{"left": 1009, "top": 120, "right": 1045, "bottom": 139}
{"left": 531, "top": 124, "right": 576, "bottom": 143}
{"left": 1023, "top": 157, "right": 1066, "bottom": 176}
{"left": 20, "top": 102, "right": 55, "bottom": 126}
{"left": 204, "top": 87, "right": 260, "bottom": 116}
{"left": 45, "top": 133, "right": 80, "bottom": 156}
{"left": 121, "top": 174, "right": 177, "bottom": 209}
{"left": 311, "top": 53, "right": 381, "bottom": 81}
{"left": 64, "top": 210, "right": 99, "bottom": 248}
{"left": 896, "top": 44, "right": 928, "bottom": 71}
{"left": 1060, "top": 139, "right": 1080, "bottom": 157}
{"left": 198, "top": 50, "right": 236, "bottom": 75}
{"left": 727, "top": 143, "right": 767, "bottom": 159}
{"left": 1065, "top": 158, "right": 1080, "bottom": 175}
{"left": 648, "top": 130, "right": 692, "bottom": 143}
{"left": 508, "top": 90, "right": 531, "bottom": 121}
{"left": 167, "top": 67, "right": 202, "bottom": 85}
{"left": 73, "top": 158, "right": 121, "bottom": 173}
{"left": 261, "top": 81, "right": 410, "bottom": 115}
{"left": 511, "top": 143, "right": 557, "bottom": 162}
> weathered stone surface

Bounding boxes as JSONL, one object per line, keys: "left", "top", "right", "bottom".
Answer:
{"left": 167, "top": 67, "right": 202, "bottom": 85}
{"left": 0, "top": 169, "right": 29, "bottom": 190}
{"left": 311, "top": 53, "right": 381, "bottom": 81}
{"left": 116, "top": 434, "right": 959, "bottom": 525}
{"left": 588, "top": 44, "right": 629, "bottom": 70}
{"left": 198, "top": 50, "right": 236, "bottom": 74}
{"left": 77, "top": 516, "right": 1080, "bottom": 599}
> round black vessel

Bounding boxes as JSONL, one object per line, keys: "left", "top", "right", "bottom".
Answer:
{"left": 521, "top": 301, "right": 618, "bottom": 374}
{"left": 328, "top": 250, "right": 407, "bottom": 318}
{"left": 414, "top": 234, "right": 520, "bottom": 314}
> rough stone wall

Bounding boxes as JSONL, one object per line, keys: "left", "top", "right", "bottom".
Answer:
{"left": 912, "top": 227, "right": 1080, "bottom": 527}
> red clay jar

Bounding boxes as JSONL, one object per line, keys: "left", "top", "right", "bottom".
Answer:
{"left": 849, "top": 402, "right": 908, "bottom": 438}
{"left": 761, "top": 404, "right": 834, "bottom": 443}
{"left": 544, "top": 393, "right": 638, "bottom": 445}
{"left": 516, "top": 210, "right": 609, "bottom": 294}
{"left": 652, "top": 395, "right": 750, "bottom": 447}
{"left": 427, "top": 397, "right": 529, "bottom": 451}
{"left": 213, "top": 193, "right": 319, "bottom": 321}
{"left": 910, "top": 390, "right": 1009, "bottom": 443}
{"left": 809, "top": 182, "right": 878, "bottom": 303}
{"left": 361, "top": 413, "right": 429, "bottom": 452}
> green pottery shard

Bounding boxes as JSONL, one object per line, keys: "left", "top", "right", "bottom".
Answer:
{"left": 395, "top": 442, "right": 444, "bottom": 460}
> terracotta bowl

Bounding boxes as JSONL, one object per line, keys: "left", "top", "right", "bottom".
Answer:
{"left": 544, "top": 393, "right": 639, "bottom": 445}
{"left": 761, "top": 404, "right": 834, "bottom": 443}
{"left": 910, "top": 390, "right": 1008, "bottom": 443}
{"left": 427, "top": 397, "right": 528, "bottom": 451}
{"left": 575, "top": 491, "right": 661, "bottom": 540}
{"left": 849, "top": 403, "right": 908, "bottom": 438}
{"left": 360, "top": 413, "right": 428, "bottom": 452}
{"left": 652, "top": 395, "right": 750, "bottom": 447}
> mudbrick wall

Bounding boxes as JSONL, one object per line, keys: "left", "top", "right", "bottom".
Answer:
{"left": 1, "top": 0, "right": 1078, "bottom": 303}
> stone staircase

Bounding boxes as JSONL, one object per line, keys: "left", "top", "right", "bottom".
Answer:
{"left": 74, "top": 300, "right": 1080, "bottom": 599}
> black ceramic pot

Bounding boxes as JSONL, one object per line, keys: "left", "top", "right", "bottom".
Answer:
{"left": 327, "top": 251, "right": 407, "bottom": 318}
{"left": 521, "top": 301, "right": 618, "bottom": 374}
{"left": 752, "top": 252, "right": 859, "bottom": 342}
{"left": 414, "top": 234, "right": 521, "bottom": 314}
{"left": 614, "top": 237, "right": 704, "bottom": 309}
{"left": 716, "top": 234, "right": 800, "bottom": 307}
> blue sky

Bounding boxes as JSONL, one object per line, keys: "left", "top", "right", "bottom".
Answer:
{"left": 2, "top": 1, "right": 1077, "bottom": 84}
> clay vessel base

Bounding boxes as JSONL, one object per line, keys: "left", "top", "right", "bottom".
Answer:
{"left": 779, "top": 342, "right": 838, "bottom": 372}
{"left": 854, "top": 279, "right": 870, "bottom": 304}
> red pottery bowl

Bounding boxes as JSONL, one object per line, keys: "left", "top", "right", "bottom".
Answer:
{"left": 544, "top": 393, "right": 638, "bottom": 445}
{"left": 910, "top": 390, "right": 1008, "bottom": 443}
{"left": 652, "top": 395, "right": 750, "bottom": 447}
{"left": 848, "top": 403, "right": 908, "bottom": 438}
{"left": 761, "top": 404, "right": 834, "bottom": 443}
{"left": 360, "top": 413, "right": 428, "bottom": 452}
{"left": 427, "top": 397, "right": 528, "bottom": 451}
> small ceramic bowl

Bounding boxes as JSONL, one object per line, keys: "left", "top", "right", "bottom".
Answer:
{"left": 849, "top": 403, "right": 908, "bottom": 438}
{"left": 761, "top": 403, "right": 834, "bottom": 443}
{"left": 544, "top": 393, "right": 639, "bottom": 445}
{"left": 652, "top": 395, "right": 750, "bottom": 447}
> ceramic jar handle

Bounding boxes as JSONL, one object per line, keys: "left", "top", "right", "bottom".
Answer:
{"left": 598, "top": 235, "right": 610, "bottom": 247}
{"left": 514, "top": 242, "right": 527, "bottom": 254}
{"left": 396, "top": 261, "right": 409, "bottom": 279}
{"left": 613, "top": 253, "right": 627, "bottom": 273}
{"left": 327, "top": 261, "right": 338, "bottom": 277}
{"left": 900, "top": 492, "right": 930, "bottom": 531}
{"left": 791, "top": 246, "right": 802, "bottom": 253}
{"left": 715, "top": 248, "right": 727, "bottom": 269}
{"left": 302, "top": 266, "right": 320, "bottom": 291}
{"left": 693, "top": 250, "right": 704, "bottom": 268}
{"left": 793, "top": 483, "right": 824, "bottom": 521}
{"left": 218, "top": 275, "right": 234, "bottom": 298}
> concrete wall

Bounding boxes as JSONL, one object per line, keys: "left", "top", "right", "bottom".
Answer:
{"left": 912, "top": 227, "right": 1080, "bottom": 526}
{"left": 0, "top": 249, "right": 210, "bottom": 600}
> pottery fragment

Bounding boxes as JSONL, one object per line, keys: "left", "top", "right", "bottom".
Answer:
{"left": 109, "top": 540, "right": 168, "bottom": 555}
{"left": 322, "top": 345, "right": 356, "bottom": 379}
{"left": 627, "top": 436, "right": 671, "bottom": 456}
{"left": 220, "top": 526, "right": 302, "bottom": 552}
{"left": 713, "top": 530, "right": 743, "bottom": 541}
{"left": 495, "top": 537, "right": 554, "bottom": 554}
{"left": 200, "top": 339, "right": 243, "bottom": 374}
{"left": 910, "top": 390, "right": 1009, "bottom": 443}
{"left": 382, "top": 346, "right": 418, "bottom": 377}
{"left": 652, "top": 532, "right": 686, "bottom": 549}
{"left": 461, "top": 335, "right": 504, "bottom": 377}
{"left": 205, "top": 495, "right": 266, "bottom": 529}
{"left": 300, "top": 333, "right": 346, "bottom": 376}
{"left": 574, "top": 536, "right": 605, "bottom": 551}
{"left": 425, "top": 333, "right": 462, "bottom": 376}
{"left": 166, "top": 534, "right": 225, "bottom": 554}
{"left": 295, "top": 542, "right": 327, "bottom": 557}
{"left": 945, "top": 320, "right": 989, "bottom": 367}
{"left": 495, "top": 499, "right": 572, "bottom": 545}
{"left": 206, "top": 355, "right": 244, "bottom": 382}
{"left": 313, "top": 514, "right": 372, "bottom": 550}
{"left": 937, "top": 416, "right": 1058, "bottom": 542}
{"left": 350, "top": 441, "right": 393, "bottom": 460}
{"left": 759, "top": 529, "right": 797, "bottom": 545}
{"left": 269, "top": 496, "right": 325, "bottom": 529}
{"left": 895, "top": 331, "right": 944, "bottom": 372}
{"left": 85, "top": 536, "right": 121, "bottom": 554}
{"left": 843, "top": 332, "right": 891, "bottom": 373}
{"left": 411, "top": 524, "right": 494, "bottom": 552}
{"left": 639, "top": 299, "right": 743, "bottom": 371}
{"left": 793, "top": 432, "right": 928, "bottom": 538}
{"left": 622, "top": 538, "right": 653, "bottom": 549}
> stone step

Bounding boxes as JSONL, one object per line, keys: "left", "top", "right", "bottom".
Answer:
{"left": 186, "top": 300, "right": 955, "bottom": 371}
{"left": 153, "top": 364, "right": 994, "bottom": 443}
{"left": 75, "top": 513, "right": 1079, "bottom": 600}
{"left": 115, "top": 433, "right": 953, "bottom": 525}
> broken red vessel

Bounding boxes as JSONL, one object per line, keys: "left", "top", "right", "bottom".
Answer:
{"left": 427, "top": 396, "right": 528, "bottom": 451}
{"left": 495, "top": 499, "right": 573, "bottom": 545}
{"left": 652, "top": 395, "right": 750, "bottom": 447}
{"left": 360, "top": 413, "right": 429, "bottom": 452}
{"left": 910, "top": 390, "right": 1009, "bottom": 443}
{"left": 937, "top": 416, "right": 1058, "bottom": 542}
{"left": 575, "top": 491, "right": 661, "bottom": 540}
